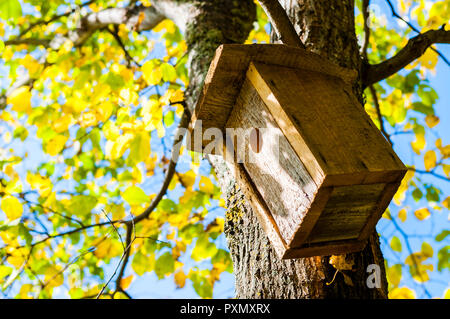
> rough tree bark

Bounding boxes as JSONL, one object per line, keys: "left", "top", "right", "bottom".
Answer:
{"left": 179, "top": 0, "right": 389, "bottom": 299}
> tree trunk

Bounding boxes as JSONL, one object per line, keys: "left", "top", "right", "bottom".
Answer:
{"left": 174, "top": 0, "right": 388, "bottom": 299}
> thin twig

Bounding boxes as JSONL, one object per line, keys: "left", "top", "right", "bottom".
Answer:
{"left": 389, "top": 215, "right": 432, "bottom": 298}
{"left": 408, "top": 167, "right": 449, "bottom": 182}
{"left": 385, "top": 0, "right": 450, "bottom": 66}
{"left": 106, "top": 26, "right": 142, "bottom": 67}
{"left": 368, "top": 85, "right": 393, "bottom": 145}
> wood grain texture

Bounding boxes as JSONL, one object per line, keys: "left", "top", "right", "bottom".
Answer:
{"left": 190, "top": 44, "right": 358, "bottom": 147}
{"left": 225, "top": 79, "right": 317, "bottom": 245}
{"left": 307, "top": 184, "right": 386, "bottom": 244}
{"left": 248, "top": 61, "right": 407, "bottom": 186}
{"left": 358, "top": 182, "right": 402, "bottom": 241}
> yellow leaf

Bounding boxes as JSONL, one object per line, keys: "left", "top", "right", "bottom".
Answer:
{"left": 94, "top": 239, "right": 122, "bottom": 259}
{"left": 435, "top": 138, "right": 442, "bottom": 149}
{"left": 120, "top": 275, "right": 134, "bottom": 290}
{"left": 18, "top": 284, "right": 34, "bottom": 299}
{"left": 174, "top": 270, "right": 186, "bottom": 288}
{"left": 329, "top": 255, "right": 354, "bottom": 271}
{"left": 444, "top": 288, "right": 450, "bottom": 299}
{"left": 7, "top": 255, "right": 24, "bottom": 268}
{"left": 389, "top": 287, "right": 416, "bottom": 299}
{"left": 44, "top": 266, "right": 64, "bottom": 288}
{"left": 425, "top": 115, "right": 439, "bottom": 128}
{"left": 53, "top": 114, "right": 73, "bottom": 133}
{"left": 26, "top": 173, "right": 52, "bottom": 197}
{"left": 103, "top": 121, "right": 120, "bottom": 141}
{"left": 7, "top": 86, "right": 32, "bottom": 114}
{"left": 443, "top": 196, "right": 450, "bottom": 209}
{"left": 398, "top": 208, "right": 407, "bottom": 222}
{"left": 80, "top": 111, "right": 98, "bottom": 128}
{"left": 153, "top": 19, "right": 176, "bottom": 33}
{"left": 142, "top": 61, "right": 162, "bottom": 85}
{"left": 46, "top": 135, "right": 68, "bottom": 156}
{"left": 109, "top": 133, "right": 134, "bottom": 159}
{"left": 96, "top": 101, "right": 114, "bottom": 122}
{"left": 414, "top": 207, "right": 431, "bottom": 221}
{"left": 424, "top": 150, "right": 437, "bottom": 171}
{"left": 22, "top": 54, "right": 41, "bottom": 76}
{"left": 1, "top": 195, "right": 23, "bottom": 221}
{"left": 199, "top": 176, "right": 214, "bottom": 194}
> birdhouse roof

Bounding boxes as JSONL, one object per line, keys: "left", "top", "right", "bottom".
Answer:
{"left": 190, "top": 44, "right": 358, "bottom": 132}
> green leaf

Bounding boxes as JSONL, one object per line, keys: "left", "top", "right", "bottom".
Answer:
{"left": 411, "top": 102, "right": 434, "bottom": 115}
{"left": 412, "top": 188, "right": 423, "bottom": 202}
{"left": 425, "top": 186, "right": 440, "bottom": 202}
{"left": 129, "top": 132, "right": 150, "bottom": 164}
{"left": 67, "top": 195, "right": 98, "bottom": 217}
{"left": 0, "top": 0, "right": 22, "bottom": 20}
{"left": 189, "top": 271, "right": 213, "bottom": 298}
{"left": 154, "top": 252, "right": 175, "bottom": 279}
{"left": 212, "top": 249, "right": 233, "bottom": 273}
{"left": 387, "top": 264, "right": 402, "bottom": 287}
{"left": 131, "top": 251, "right": 154, "bottom": 276}
{"left": 421, "top": 242, "right": 433, "bottom": 258}
{"left": 161, "top": 63, "right": 177, "bottom": 82}
{"left": 179, "top": 224, "right": 203, "bottom": 244}
{"left": 435, "top": 230, "right": 450, "bottom": 242}
{"left": 163, "top": 110, "right": 175, "bottom": 127}
{"left": 390, "top": 236, "right": 402, "bottom": 252}
{"left": 437, "top": 246, "right": 449, "bottom": 272}
{"left": 122, "top": 186, "right": 150, "bottom": 206}
{"left": 191, "top": 234, "right": 218, "bottom": 261}
{"left": 0, "top": 265, "right": 12, "bottom": 279}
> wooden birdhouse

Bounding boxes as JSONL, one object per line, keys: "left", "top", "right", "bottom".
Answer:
{"left": 188, "top": 44, "right": 407, "bottom": 259}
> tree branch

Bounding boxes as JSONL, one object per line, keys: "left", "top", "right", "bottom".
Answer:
{"left": 1, "top": 4, "right": 165, "bottom": 108}
{"left": 106, "top": 26, "right": 141, "bottom": 67}
{"left": 363, "top": 28, "right": 450, "bottom": 87}
{"left": 361, "top": 0, "right": 370, "bottom": 57}
{"left": 258, "top": 0, "right": 304, "bottom": 48}
{"left": 127, "top": 109, "right": 190, "bottom": 225}
{"left": 384, "top": 0, "right": 450, "bottom": 66}
{"left": 408, "top": 167, "right": 449, "bottom": 182}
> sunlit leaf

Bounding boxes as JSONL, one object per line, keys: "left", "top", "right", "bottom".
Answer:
{"left": 389, "top": 287, "right": 416, "bottom": 299}
{"left": 390, "top": 236, "right": 402, "bottom": 252}
{"left": 122, "top": 186, "right": 151, "bottom": 206}
{"left": 1, "top": 195, "right": 23, "bottom": 221}
{"left": 414, "top": 207, "right": 431, "bottom": 220}
{"left": 424, "top": 150, "right": 437, "bottom": 171}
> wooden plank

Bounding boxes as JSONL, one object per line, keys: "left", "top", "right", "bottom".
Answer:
{"left": 358, "top": 182, "right": 403, "bottom": 241}
{"left": 190, "top": 44, "right": 358, "bottom": 145}
{"left": 245, "top": 62, "right": 326, "bottom": 185}
{"left": 306, "top": 184, "right": 385, "bottom": 244}
{"left": 283, "top": 240, "right": 367, "bottom": 259}
{"left": 288, "top": 186, "right": 333, "bottom": 249}
{"left": 248, "top": 61, "right": 407, "bottom": 186}
{"left": 225, "top": 158, "right": 289, "bottom": 259}
{"left": 225, "top": 79, "right": 318, "bottom": 244}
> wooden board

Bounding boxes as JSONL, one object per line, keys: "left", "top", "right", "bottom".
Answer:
{"left": 189, "top": 44, "right": 358, "bottom": 152}
{"left": 225, "top": 79, "right": 318, "bottom": 244}
{"left": 247, "top": 61, "right": 407, "bottom": 187}
{"left": 306, "top": 184, "right": 386, "bottom": 244}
